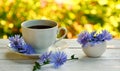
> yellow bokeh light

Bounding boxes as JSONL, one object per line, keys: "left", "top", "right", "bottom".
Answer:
{"left": 103, "top": 23, "right": 112, "bottom": 31}
{"left": 67, "top": 32, "right": 72, "bottom": 38}
{"left": 84, "top": 24, "right": 93, "bottom": 32}
{"left": 35, "top": 2, "right": 40, "bottom": 7}
{"left": 41, "top": 16, "right": 48, "bottom": 20}
{"left": 91, "top": 9, "right": 96, "bottom": 14}
{"left": 68, "top": 12, "right": 76, "bottom": 19}
{"left": 98, "top": 0, "right": 108, "bottom": 5}
{"left": 109, "top": 16, "right": 118, "bottom": 27}
{"left": 3, "top": 35, "right": 8, "bottom": 39}
{"left": 9, "top": 23, "right": 14, "bottom": 28}
{"left": 116, "top": 4, "right": 120, "bottom": 9}
{"left": 1, "top": 20, "right": 6, "bottom": 25}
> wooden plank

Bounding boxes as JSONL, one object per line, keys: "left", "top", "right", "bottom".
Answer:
{"left": 0, "top": 39, "right": 119, "bottom": 60}
{"left": 1, "top": 39, "right": 120, "bottom": 48}
{"left": 0, "top": 46, "right": 120, "bottom": 60}
{"left": 0, "top": 48, "right": 39, "bottom": 60}
{"left": 0, "top": 39, "right": 120, "bottom": 60}
{"left": 64, "top": 39, "right": 120, "bottom": 48}
{"left": 40, "top": 59, "right": 120, "bottom": 71}
{"left": 0, "top": 59, "right": 120, "bottom": 71}
{"left": 0, "top": 39, "right": 9, "bottom": 48}
{"left": 0, "top": 60, "right": 34, "bottom": 71}
{"left": 64, "top": 48, "right": 120, "bottom": 59}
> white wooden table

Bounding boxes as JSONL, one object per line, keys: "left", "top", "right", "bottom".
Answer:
{"left": 0, "top": 39, "right": 120, "bottom": 71}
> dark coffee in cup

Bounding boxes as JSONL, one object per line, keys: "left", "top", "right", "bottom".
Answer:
{"left": 28, "top": 25, "right": 52, "bottom": 29}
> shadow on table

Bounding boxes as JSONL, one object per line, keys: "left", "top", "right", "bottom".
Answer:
{"left": 5, "top": 51, "right": 38, "bottom": 64}
{"left": 78, "top": 55, "right": 105, "bottom": 63}
{"left": 5, "top": 51, "right": 102, "bottom": 64}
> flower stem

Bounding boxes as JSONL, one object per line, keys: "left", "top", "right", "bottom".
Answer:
{"left": 33, "top": 54, "right": 78, "bottom": 71}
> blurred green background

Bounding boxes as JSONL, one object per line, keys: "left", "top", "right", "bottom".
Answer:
{"left": 0, "top": 0, "right": 120, "bottom": 39}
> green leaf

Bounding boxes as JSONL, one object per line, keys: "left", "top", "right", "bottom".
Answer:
{"left": 33, "top": 62, "right": 41, "bottom": 71}
{"left": 71, "top": 54, "right": 78, "bottom": 60}
{"left": 71, "top": 55, "right": 75, "bottom": 59}
{"left": 43, "top": 59, "right": 50, "bottom": 64}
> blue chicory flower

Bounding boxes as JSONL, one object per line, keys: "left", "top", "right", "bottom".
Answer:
{"left": 97, "top": 30, "right": 112, "bottom": 41}
{"left": 89, "top": 31, "right": 98, "bottom": 42}
{"left": 22, "top": 44, "right": 36, "bottom": 54}
{"left": 50, "top": 51, "right": 67, "bottom": 68}
{"left": 38, "top": 52, "right": 52, "bottom": 65}
{"left": 9, "top": 35, "right": 24, "bottom": 49}
{"left": 77, "top": 30, "right": 112, "bottom": 47}
{"left": 77, "top": 31, "right": 91, "bottom": 47}
{"left": 9, "top": 35, "right": 35, "bottom": 54}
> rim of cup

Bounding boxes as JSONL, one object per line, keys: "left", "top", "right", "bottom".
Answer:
{"left": 21, "top": 19, "right": 58, "bottom": 30}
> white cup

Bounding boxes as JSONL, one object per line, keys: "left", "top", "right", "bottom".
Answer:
{"left": 21, "top": 20, "right": 67, "bottom": 53}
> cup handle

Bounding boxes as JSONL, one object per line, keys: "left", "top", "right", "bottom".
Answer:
{"left": 54, "top": 27, "right": 67, "bottom": 44}
{"left": 48, "top": 27, "right": 67, "bottom": 52}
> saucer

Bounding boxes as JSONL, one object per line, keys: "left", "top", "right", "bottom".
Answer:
{"left": 7, "top": 40, "right": 68, "bottom": 57}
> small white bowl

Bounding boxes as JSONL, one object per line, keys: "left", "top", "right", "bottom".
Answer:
{"left": 82, "top": 41, "right": 106, "bottom": 58}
